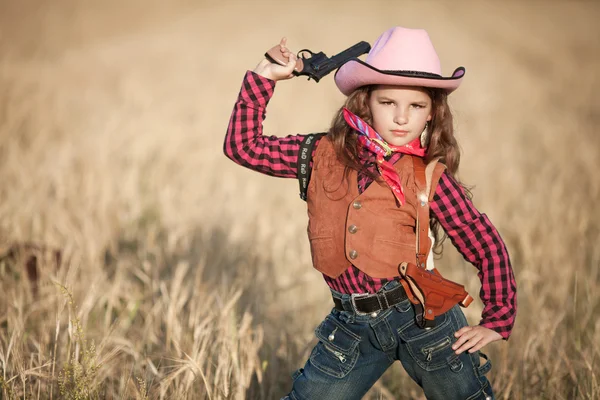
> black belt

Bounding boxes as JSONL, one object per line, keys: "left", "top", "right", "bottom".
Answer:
{"left": 333, "top": 283, "right": 408, "bottom": 315}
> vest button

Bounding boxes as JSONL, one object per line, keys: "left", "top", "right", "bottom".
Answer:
{"left": 348, "top": 224, "right": 358, "bottom": 234}
{"left": 349, "top": 250, "right": 358, "bottom": 259}
{"left": 352, "top": 201, "right": 362, "bottom": 209}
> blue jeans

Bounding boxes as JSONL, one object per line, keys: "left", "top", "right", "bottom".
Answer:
{"left": 283, "top": 281, "right": 494, "bottom": 400}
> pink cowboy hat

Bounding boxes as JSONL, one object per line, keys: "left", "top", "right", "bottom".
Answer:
{"left": 334, "top": 27, "right": 465, "bottom": 95}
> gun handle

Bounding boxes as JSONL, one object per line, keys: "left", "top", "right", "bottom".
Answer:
{"left": 264, "top": 45, "right": 304, "bottom": 73}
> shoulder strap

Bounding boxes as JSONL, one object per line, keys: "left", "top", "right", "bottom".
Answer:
{"left": 412, "top": 157, "right": 441, "bottom": 268}
{"left": 298, "top": 133, "right": 326, "bottom": 201}
{"left": 424, "top": 157, "right": 443, "bottom": 201}
{"left": 412, "top": 157, "right": 429, "bottom": 268}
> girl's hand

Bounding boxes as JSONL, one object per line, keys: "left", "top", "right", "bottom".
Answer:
{"left": 452, "top": 326, "right": 502, "bottom": 355}
{"left": 253, "top": 37, "right": 298, "bottom": 81}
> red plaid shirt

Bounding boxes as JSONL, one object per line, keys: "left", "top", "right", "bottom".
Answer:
{"left": 224, "top": 71, "right": 517, "bottom": 339}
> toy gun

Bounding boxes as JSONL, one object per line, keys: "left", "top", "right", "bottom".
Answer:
{"left": 264, "top": 41, "right": 371, "bottom": 82}
{"left": 398, "top": 157, "right": 474, "bottom": 329}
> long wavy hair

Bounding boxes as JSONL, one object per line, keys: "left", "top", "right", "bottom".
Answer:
{"left": 326, "top": 84, "right": 467, "bottom": 253}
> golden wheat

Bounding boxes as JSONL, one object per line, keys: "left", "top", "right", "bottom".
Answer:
{"left": 1, "top": 1, "right": 599, "bottom": 399}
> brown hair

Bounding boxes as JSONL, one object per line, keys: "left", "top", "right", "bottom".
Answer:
{"left": 326, "top": 84, "right": 467, "bottom": 253}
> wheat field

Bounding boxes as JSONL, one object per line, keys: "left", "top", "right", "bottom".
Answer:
{"left": 0, "top": 1, "right": 599, "bottom": 399}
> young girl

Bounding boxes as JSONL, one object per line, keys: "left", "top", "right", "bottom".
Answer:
{"left": 225, "top": 27, "right": 516, "bottom": 400}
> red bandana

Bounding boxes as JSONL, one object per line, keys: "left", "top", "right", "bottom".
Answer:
{"left": 343, "top": 107, "right": 426, "bottom": 205}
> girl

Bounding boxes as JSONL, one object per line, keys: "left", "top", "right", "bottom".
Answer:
{"left": 225, "top": 27, "right": 516, "bottom": 400}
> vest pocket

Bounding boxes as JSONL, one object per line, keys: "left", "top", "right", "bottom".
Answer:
{"left": 371, "top": 237, "right": 415, "bottom": 265}
{"left": 373, "top": 237, "right": 415, "bottom": 248}
{"left": 309, "top": 315, "right": 361, "bottom": 379}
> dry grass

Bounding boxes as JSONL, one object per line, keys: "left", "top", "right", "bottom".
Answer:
{"left": 0, "top": 0, "right": 599, "bottom": 399}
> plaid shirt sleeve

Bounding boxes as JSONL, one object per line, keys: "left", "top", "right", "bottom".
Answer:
{"left": 224, "top": 70, "right": 316, "bottom": 178}
{"left": 430, "top": 172, "right": 517, "bottom": 340}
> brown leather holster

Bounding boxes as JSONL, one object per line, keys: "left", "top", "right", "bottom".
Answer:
{"left": 397, "top": 158, "right": 473, "bottom": 329}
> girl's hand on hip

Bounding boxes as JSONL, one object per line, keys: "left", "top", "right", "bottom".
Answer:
{"left": 452, "top": 325, "right": 502, "bottom": 355}
{"left": 253, "top": 37, "right": 298, "bottom": 81}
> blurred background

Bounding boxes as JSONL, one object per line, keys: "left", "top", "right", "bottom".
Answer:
{"left": 0, "top": 1, "right": 599, "bottom": 399}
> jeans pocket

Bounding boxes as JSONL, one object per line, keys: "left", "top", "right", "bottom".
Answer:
{"left": 309, "top": 315, "right": 361, "bottom": 379}
{"left": 399, "top": 312, "right": 455, "bottom": 371}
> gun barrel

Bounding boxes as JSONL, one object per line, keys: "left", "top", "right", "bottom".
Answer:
{"left": 330, "top": 41, "right": 371, "bottom": 67}
{"left": 297, "top": 41, "right": 371, "bottom": 82}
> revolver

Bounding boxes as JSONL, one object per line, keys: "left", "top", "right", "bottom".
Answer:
{"left": 264, "top": 41, "right": 371, "bottom": 82}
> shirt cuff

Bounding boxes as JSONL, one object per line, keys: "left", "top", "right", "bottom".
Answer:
{"left": 479, "top": 320, "right": 512, "bottom": 341}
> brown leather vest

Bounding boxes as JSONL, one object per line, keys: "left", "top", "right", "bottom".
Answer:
{"left": 306, "top": 137, "right": 445, "bottom": 278}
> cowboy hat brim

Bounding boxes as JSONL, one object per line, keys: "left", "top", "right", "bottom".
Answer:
{"left": 334, "top": 58, "right": 466, "bottom": 96}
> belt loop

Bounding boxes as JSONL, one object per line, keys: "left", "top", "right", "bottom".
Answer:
{"left": 381, "top": 293, "right": 390, "bottom": 309}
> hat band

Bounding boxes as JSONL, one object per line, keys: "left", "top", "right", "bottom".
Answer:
{"left": 338, "top": 58, "right": 465, "bottom": 82}
{"left": 385, "top": 70, "right": 442, "bottom": 78}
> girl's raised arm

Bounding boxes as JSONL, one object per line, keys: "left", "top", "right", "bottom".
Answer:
{"left": 224, "top": 38, "right": 322, "bottom": 178}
